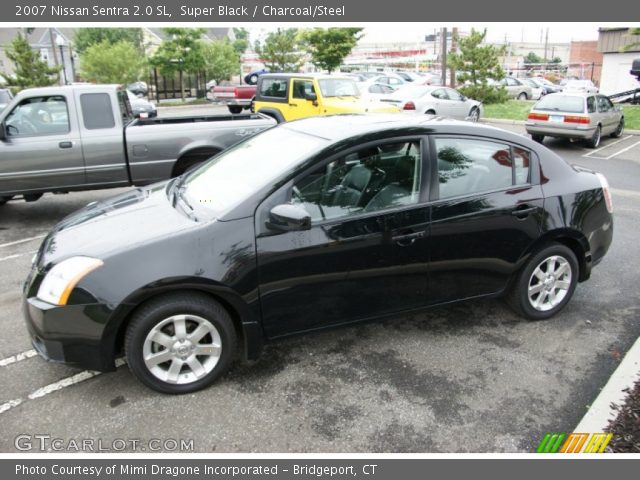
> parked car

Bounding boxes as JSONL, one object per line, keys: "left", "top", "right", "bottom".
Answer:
{"left": 497, "top": 77, "right": 533, "bottom": 100}
{"left": 563, "top": 79, "right": 599, "bottom": 94}
{"left": 359, "top": 82, "right": 397, "bottom": 100}
{"left": 381, "top": 85, "right": 483, "bottom": 121}
{"left": 24, "top": 114, "right": 613, "bottom": 393}
{"left": 367, "top": 73, "right": 408, "bottom": 89}
{"left": 0, "top": 85, "right": 276, "bottom": 204}
{"left": 210, "top": 84, "right": 257, "bottom": 114}
{"left": 525, "top": 92, "right": 624, "bottom": 148}
{"left": 126, "top": 81, "right": 148, "bottom": 97}
{"left": 253, "top": 73, "right": 399, "bottom": 123}
{"left": 523, "top": 79, "right": 544, "bottom": 100}
{"left": 244, "top": 69, "right": 269, "bottom": 85}
{"left": 126, "top": 90, "right": 157, "bottom": 118}
{"left": 0, "top": 88, "right": 13, "bottom": 111}
{"left": 530, "top": 77, "right": 562, "bottom": 95}
{"left": 396, "top": 71, "right": 424, "bottom": 83}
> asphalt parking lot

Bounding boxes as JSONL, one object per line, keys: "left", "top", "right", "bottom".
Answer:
{"left": 0, "top": 114, "right": 639, "bottom": 453}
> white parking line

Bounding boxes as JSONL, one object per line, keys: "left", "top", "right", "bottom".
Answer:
{"left": 0, "top": 398, "right": 23, "bottom": 414}
{"left": 582, "top": 135, "right": 633, "bottom": 157}
{"left": 0, "top": 234, "right": 46, "bottom": 249}
{"left": 0, "top": 358, "right": 126, "bottom": 415}
{"left": 0, "top": 349, "right": 38, "bottom": 367}
{"left": 605, "top": 139, "right": 640, "bottom": 160}
{"left": 0, "top": 250, "right": 37, "bottom": 263}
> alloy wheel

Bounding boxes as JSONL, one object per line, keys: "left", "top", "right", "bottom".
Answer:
{"left": 527, "top": 255, "right": 572, "bottom": 312}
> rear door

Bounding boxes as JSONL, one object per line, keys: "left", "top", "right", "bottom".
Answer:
{"left": 0, "top": 93, "right": 84, "bottom": 195}
{"left": 443, "top": 88, "right": 469, "bottom": 119}
{"left": 427, "top": 135, "right": 544, "bottom": 304}
{"left": 596, "top": 95, "right": 618, "bottom": 134}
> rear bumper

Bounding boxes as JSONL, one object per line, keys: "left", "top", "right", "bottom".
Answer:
{"left": 526, "top": 122, "right": 596, "bottom": 139}
{"left": 23, "top": 296, "right": 116, "bottom": 372}
{"left": 213, "top": 98, "right": 251, "bottom": 107}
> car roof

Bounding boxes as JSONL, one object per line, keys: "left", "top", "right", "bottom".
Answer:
{"left": 281, "top": 113, "right": 527, "bottom": 144}
{"left": 542, "top": 91, "right": 593, "bottom": 98}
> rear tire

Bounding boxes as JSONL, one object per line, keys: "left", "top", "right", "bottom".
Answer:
{"left": 586, "top": 125, "right": 602, "bottom": 148}
{"left": 531, "top": 134, "right": 544, "bottom": 144}
{"left": 228, "top": 105, "right": 243, "bottom": 114}
{"left": 518, "top": 92, "right": 528, "bottom": 100}
{"left": 507, "top": 243, "right": 578, "bottom": 320}
{"left": 125, "top": 293, "right": 237, "bottom": 394}
{"left": 611, "top": 118, "right": 624, "bottom": 138}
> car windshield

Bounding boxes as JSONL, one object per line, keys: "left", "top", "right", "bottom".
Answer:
{"left": 181, "top": 127, "right": 328, "bottom": 219}
{"left": 533, "top": 95, "right": 585, "bottom": 113}
{"left": 317, "top": 78, "right": 360, "bottom": 97}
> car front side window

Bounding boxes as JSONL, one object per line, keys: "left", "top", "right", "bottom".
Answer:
{"left": 291, "top": 141, "right": 422, "bottom": 222}
{"left": 5, "top": 96, "right": 70, "bottom": 137}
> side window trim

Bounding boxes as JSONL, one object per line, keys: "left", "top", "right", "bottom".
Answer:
{"left": 428, "top": 134, "right": 538, "bottom": 202}
{"left": 286, "top": 135, "right": 430, "bottom": 227}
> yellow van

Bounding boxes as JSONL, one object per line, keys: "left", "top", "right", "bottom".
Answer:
{"left": 253, "top": 73, "right": 400, "bottom": 122}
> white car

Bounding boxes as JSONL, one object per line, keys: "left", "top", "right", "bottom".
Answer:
{"left": 563, "top": 79, "right": 598, "bottom": 94}
{"left": 358, "top": 82, "right": 397, "bottom": 100}
{"left": 523, "top": 78, "right": 544, "bottom": 100}
{"left": 367, "top": 73, "right": 408, "bottom": 90}
{"left": 381, "top": 85, "right": 483, "bottom": 121}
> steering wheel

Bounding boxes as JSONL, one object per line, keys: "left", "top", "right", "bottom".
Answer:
{"left": 18, "top": 118, "right": 37, "bottom": 135}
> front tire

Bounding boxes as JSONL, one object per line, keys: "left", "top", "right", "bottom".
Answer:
{"left": 611, "top": 118, "right": 624, "bottom": 138}
{"left": 518, "top": 92, "right": 528, "bottom": 100}
{"left": 468, "top": 107, "right": 480, "bottom": 122}
{"left": 507, "top": 244, "right": 578, "bottom": 320}
{"left": 125, "top": 293, "right": 237, "bottom": 394}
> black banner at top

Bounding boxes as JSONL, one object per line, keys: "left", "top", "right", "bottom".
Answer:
{"left": 2, "top": 0, "right": 639, "bottom": 22}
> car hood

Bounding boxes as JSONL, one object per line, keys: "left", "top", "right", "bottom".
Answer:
{"left": 36, "top": 182, "right": 197, "bottom": 267}
{"left": 321, "top": 97, "right": 400, "bottom": 113}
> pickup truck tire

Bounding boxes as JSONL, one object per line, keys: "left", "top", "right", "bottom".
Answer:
{"left": 172, "top": 148, "right": 221, "bottom": 177}
{"left": 228, "top": 106, "right": 243, "bottom": 114}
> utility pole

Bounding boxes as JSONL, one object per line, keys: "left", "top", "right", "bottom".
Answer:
{"left": 441, "top": 27, "right": 447, "bottom": 87}
{"left": 543, "top": 28, "right": 549, "bottom": 66}
{"left": 449, "top": 27, "right": 458, "bottom": 87}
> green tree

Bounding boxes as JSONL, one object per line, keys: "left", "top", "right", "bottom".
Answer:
{"left": 524, "top": 52, "right": 543, "bottom": 64}
{"left": 232, "top": 27, "right": 250, "bottom": 56}
{"left": 550, "top": 57, "right": 563, "bottom": 64}
{"left": 74, "top": 28, "right": 144, "bottom": 54}
{"left": 202, "top": 40, "right": 239, "bottom": 84}
{"left": 151, "top": 28, "right": 206, "bottom": 100}
{"left": 255, "top": 28, "right": 305, "bottom": 72}
{"left": 622, "top": 28, "right": 640, "bottom": 51}
{"left": 3, "top": 32, "right": 59, "bottom": 89}
{"left": 302, "top": 28, "right": 363, "bottom": 73}
{"left": 79, "top": 40, "right": 147, "bottom": 84}
{"left": 448, "top": 29, "right": 508, "bottom": 104}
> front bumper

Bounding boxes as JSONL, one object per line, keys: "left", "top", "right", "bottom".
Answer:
{"left": 526, "top": 122, "right": 596, "bottom": 139}
{"left": 23, "top": 296, "right": 117, "bottom": 372}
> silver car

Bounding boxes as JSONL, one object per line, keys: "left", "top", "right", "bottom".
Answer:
{"left": 381, "top": 85, "right": 483, "bottom": 121}
{"left": 525, "top": 92, "right": 624, "bottom": 148}
{"left": 499, "top": 77, "right": 533, "bottom": 100}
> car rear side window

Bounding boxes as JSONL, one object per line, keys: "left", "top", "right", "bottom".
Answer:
{"left": 80, "top": 93, "right": 115, "bottom": 130}
{"left": 292, "top": 80, "right": 315, "bottom": 99}
{"left": 436, "top": 138, "right": 522, "bottom": 199}
{"left": 259, "top": 78, "right": 288, "bottom": 99}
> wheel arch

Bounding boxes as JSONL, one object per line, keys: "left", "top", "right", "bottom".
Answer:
{"left": 257, "top": 107, "right": 285, "bottom": 123}
{"left": 171, "top": 144, "right": 224, "bottom": 177}
{"left": 522, "top": 229, "right": 591, "bottom": 283}
{"left": 104, "top": 280, "right": 263, "bottom": 369}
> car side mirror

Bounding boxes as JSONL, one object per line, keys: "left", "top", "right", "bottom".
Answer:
{"left": 304, "top": 92, "right": 318, "bottom": 103}
{"left": 267, "top": 204, "right": 311, "bottom": 232}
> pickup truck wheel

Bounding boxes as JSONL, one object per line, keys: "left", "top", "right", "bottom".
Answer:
{"left": 125, "top": 292, "right": 237, "bottom": 394}
{"left": 531, "top": 134, "right": 544, "bottom": 144}
{"left": 228, "top": 106, "right": 243, "bottom": 114}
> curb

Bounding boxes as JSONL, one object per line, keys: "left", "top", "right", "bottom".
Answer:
{"left": 574, "top": 335, "right": 640, "bottom": 432}
{"left": 482, "top": 118, "right": 640, "bottom": 136}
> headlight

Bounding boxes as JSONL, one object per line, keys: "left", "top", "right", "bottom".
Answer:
{"left": 37, "top": 257, "right": 104, "bottom": 306}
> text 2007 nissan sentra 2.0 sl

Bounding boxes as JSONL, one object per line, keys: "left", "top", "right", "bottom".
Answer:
{"left": 24, "top": 114, "right": 613, "bottom": 393}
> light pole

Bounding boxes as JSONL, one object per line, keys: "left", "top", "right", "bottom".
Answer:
{"left": 55, "top": 33, "right": 67, "bottom": 85}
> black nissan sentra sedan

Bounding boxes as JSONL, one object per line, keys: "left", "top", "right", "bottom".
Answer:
{"left": 24, "top": 114, "right": 613, "bottom": 393}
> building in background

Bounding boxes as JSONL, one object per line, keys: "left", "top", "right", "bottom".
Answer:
{"left": 598, "top": 28, "right": 640, "bottom": 95}
{"left": 568, "top": 41, "right": 603, "bottom": 85}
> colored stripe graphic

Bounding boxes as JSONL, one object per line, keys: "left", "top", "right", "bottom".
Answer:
{"left": 537, "top": 433, "right": 566, "bottom": 453}
{"left": 584, "top": 433, "right": 613, "bottom": 453}
{"left": 539, "top": 433, "right": 612, "bottom": 453}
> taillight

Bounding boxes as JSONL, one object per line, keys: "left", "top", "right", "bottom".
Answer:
{"left": 234, "top": 88, "right": 239, "bottom": 97}
{"left": 564, "top": 116, "right": 590, "bottom": 124}
{"left": 596, "top": 172, "right": 613, "bottom": 213}
{"left": 528, "top": 112, "right": 549, "bottom": 121}
{"left": 404, "top": 101, "right": 416, "bottom": 111}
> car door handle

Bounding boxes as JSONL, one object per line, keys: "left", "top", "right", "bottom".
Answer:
{"left": 392, "top": 230, "right": 425, "bottom": 246}
{"left": 288, "top": 103, "right": 297, "bottom": 107}
{"left": 59, "top": 141, "right": 72, "bottom": 149}
{"left": 511, "top": 205, "right": 539, "bottom": 218}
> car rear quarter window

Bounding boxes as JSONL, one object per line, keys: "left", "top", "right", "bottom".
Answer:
{"left": 80, "top": 93, "right": 116, "bottom": 129}
{"left": 259, "top": 78, "right": 288, "bottom": 99}
{"left": 435, "top": 138, "right": 515, "bottom": 199}
{"left": 587, "top": 96, "right": 596, "bottom": 113}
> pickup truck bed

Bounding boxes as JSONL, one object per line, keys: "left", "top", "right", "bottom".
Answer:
{"left": 210, "top": 85, "right": 257, "bottom": 114}
{"left": 0, "top": 84, "right": 275, "bottom": 203}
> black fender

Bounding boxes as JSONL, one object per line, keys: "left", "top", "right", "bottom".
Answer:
{"left": 257, "top": 108, "right": 285, "bottom": 123}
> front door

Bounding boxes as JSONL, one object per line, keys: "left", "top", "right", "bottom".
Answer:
{"left": 427, "top": 136, "right": 544, "bottom": 304}
{"left": 0, "top": 94, "right": 84, "bottom": 196}
{"left": 286, "top": 78, "right": 320, "bottom": 121}
{"left": 256, "top": 138, "right": 430, "bottom": 338}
